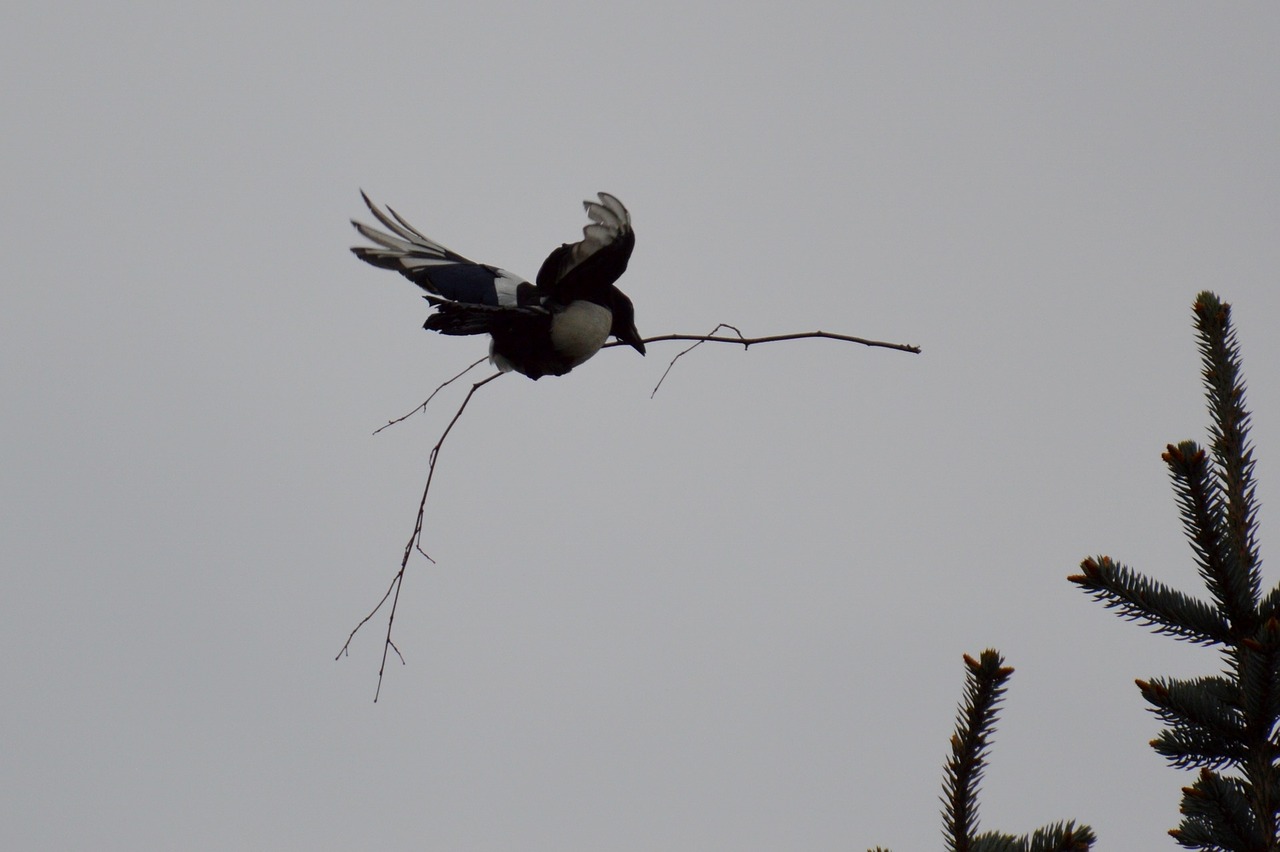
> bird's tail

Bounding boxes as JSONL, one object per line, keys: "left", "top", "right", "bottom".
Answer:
{"left": 350, "top": 191, "right": 462, "bottom": 287}
{"left": 421, "top": 299, "right": 546, "bottom": 339}
{"left": 422, "top": 301, "right": 495, "bottom": 336}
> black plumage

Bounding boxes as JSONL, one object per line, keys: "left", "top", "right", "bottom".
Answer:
{"left": 351, "top": 192, "right": 644, "bottom": 379}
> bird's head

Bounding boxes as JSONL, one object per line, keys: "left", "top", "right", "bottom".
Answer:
{"left": 609, "top": 290, "right": 645, "bottom": 355}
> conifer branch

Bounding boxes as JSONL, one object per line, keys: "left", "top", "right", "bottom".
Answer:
{"left": 1163, "top": 441, "right": 1240, "bottom": 621}
{"left": 943, "top": 651, "right": 1014, "bottom": 852}
{"left": 968, "top": 832, "right": 1021, "bottom": 851}
{"left": 1150, "top": 727, "right": 1245, "bottom": 771}
{"left": 1193, "top": 293, "right": 1262, "bottom": 609}
{"left": 1260, "top": 587, "right": 1280, "bottom": 624}
{"left": 1137, "top": 676, "right": 1247, "bottom": 756}
{"left": 874, "top": 651, "right": 1094, "bottom": 851}
{"left": 1169, "top": 769, "right": 1261, "bottom": 850}
{"left": 1020, "top": 822, "right": 1098, "bottom": 852}
{"left": 1069, "top": 557, "right": 1231, "bottom": 645}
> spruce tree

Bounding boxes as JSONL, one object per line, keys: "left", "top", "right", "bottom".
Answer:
{"left": 1070, "top": 292, "right": 1277, "bottom": 850}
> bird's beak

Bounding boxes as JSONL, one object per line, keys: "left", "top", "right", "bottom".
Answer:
{"left": 623, "top": 324, "right": 646, "bottom": 356}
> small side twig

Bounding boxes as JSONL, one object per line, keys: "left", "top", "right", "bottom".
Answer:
{"left": 373, "top": 356, "right": 488, "bottom": 435}
{"left": 337, "top": 369, "right": 504, "bottom": 701}
{"left": 649, "top": 323, "right": 746, "bottom": 397}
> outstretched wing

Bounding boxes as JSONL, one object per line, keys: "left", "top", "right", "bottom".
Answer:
{"left": 535, "top": 193, "right": 635, "bottom": 301}
{"left": 351, "top": 191, "right": 536, "bottom": 307}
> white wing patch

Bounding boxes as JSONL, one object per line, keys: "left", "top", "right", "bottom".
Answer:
{"left": 493, "top": 269, "right": 526, "bottom": 306}
{"left": 566, "top": 193, "right": 632, "bottom": 274}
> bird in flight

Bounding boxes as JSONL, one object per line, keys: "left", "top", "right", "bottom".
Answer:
{"left": 351, "top": 192, "right": 645, "bottom": 379}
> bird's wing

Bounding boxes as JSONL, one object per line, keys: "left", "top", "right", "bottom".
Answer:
{"left": 351, "top": 191, "right": 534, "bottom": 307}
{"left": 535, "top": 193, "right": 635, "bottom": 300}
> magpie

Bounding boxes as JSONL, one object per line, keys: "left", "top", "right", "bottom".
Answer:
{"left": 351, "top": 191, "right": 645, "bottom": 380}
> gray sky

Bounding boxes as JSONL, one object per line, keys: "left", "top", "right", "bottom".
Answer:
{"left": 4, "top": 3, "right": 1280, "bottom": 849}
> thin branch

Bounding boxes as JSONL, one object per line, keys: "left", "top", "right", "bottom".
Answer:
{"left": 379, "top": 328, "right": 921, "bottom": 429}
{"left": 337, "top": 370, "right": 504, "bottom": 701}
{"left": 607, "top": 328, "right": 922, "bottom": 354}
{"left": 606, "top": 327, "right": 921, "bottom": 398}
{"left": 373, "top": 356, "right": 489, "bottom": 435}
{"left": 343, "top": 322, "right": 918, "bottom": 696}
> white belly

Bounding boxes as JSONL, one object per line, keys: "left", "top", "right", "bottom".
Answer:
{"left": 550, "top": 301, "right": 612, "bottom": 367}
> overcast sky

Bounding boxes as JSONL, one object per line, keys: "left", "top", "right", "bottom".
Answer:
{"left": 4, "top": 3, "right": 1280, "bottom": 849}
